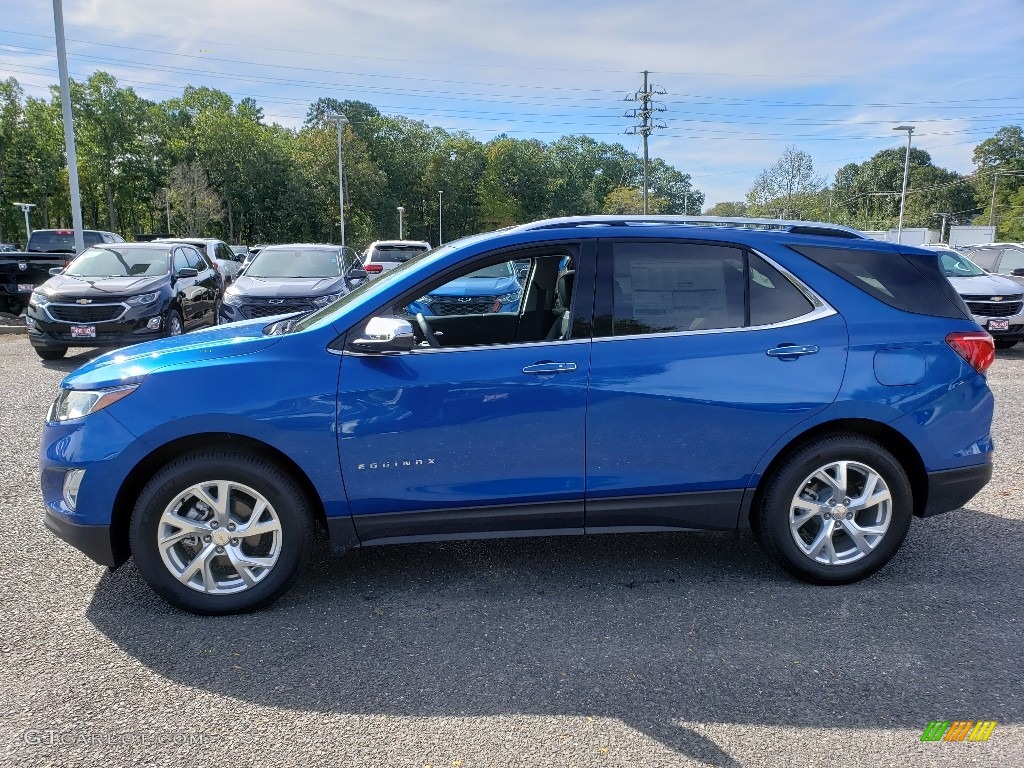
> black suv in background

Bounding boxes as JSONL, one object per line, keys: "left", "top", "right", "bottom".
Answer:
{"left": 28, "top": 242, "right": 220, "bottom": 360}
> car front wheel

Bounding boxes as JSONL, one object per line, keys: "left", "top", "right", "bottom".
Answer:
{"left": 757, "top": 434, "right": 912, "bottom": 584}
{"left": 34, "top": 346, "right": 67, "bottom": 361}
{"left": 129, "top": 450, "right": 314, "bottom": 614}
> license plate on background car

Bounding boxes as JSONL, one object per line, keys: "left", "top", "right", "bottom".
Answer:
{"left": 17, "top": 283, "right": 33, "bottom": 292}
{"left": 989, "top": 318, "right": 1010, "bottom": 331}
{"left": 70, "top": 326, "right": 96, "bottom": 339}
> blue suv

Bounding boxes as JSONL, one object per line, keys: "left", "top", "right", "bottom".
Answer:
{"left": 40, "top": 216, "right": 996, "bottom": 614}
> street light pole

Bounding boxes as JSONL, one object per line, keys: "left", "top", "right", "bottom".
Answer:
{"left": 52, "top": 0, "right": 84, "bottom": 255}
{"left": 893, "top": 125, "right": 915, "bottom": 244}
{"left": 13, "top": 202, "right": 36, "bottom": 245}
{"left": 163, "top": 187, "right": 171, "bottom": 234}
{"left": 331, "top": 114, "right": 349, "bottom": 246}
{"left": 397, "top": 206, "right": 405, "bottom": 239}
{"left": 935, "top": 212, "right": 950, "bottom": 244}
{"left": 438, "top": 190, "right": 443, "bottom": 245}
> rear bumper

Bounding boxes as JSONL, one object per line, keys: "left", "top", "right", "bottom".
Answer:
{"left": 920, "top": 462, "right": 993, "bottom": 517}
{"left": 44, "top": 508, "right": 117, "bottom": 568}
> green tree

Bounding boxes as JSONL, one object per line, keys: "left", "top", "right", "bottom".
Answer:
{"left": 602, "top": 186, "right": 668, "bottom": 214}
{"left": 704, "top": 201, "right": 748, "bottom": 216}
{"left": 972, "top": 125, "right": 1024, "bottom": 236}
{"left": 746, "top": 145, "right": 824, "bottom": 219}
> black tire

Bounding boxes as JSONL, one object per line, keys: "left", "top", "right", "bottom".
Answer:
{"left": 34, "top": 346, "right": 67, "bottom": 361}
{"left": 994, "top": 339, "right": 1018, "bottom": 350}
{"left": 129, "top": 450, "right": 314, "bottom": 615}
{"left": 165, "top": 308, "right": 184, "bottom": 337}
{"left": 757, "top": 433, "right": 913, "bottom": 585}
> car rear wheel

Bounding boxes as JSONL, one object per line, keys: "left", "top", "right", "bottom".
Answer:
{"left": 34, "top": 346, "right": 67, "bottom": 361}
{"left": 757, "top": 434, "right": 912, "bottom": 584}
{"left": 129, "top": 450, "right": 314, "bottom": 614}
{"left": 994, "top": 339, "right": 1017, "bottom": 350}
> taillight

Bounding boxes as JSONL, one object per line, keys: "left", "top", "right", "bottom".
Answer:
{"left": 364, "top": 263, "right": 383, "bottom": 274}
{"left": 946, "top": 331, "right": 995, "bottom": 374}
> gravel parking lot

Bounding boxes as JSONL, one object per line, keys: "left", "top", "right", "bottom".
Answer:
{"left": 1, "top": 333, "right": 1022, "bottom": 768}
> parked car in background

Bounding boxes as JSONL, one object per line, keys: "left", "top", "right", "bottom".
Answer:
{"left": 156, "top": 237, "right": 243, "bottom": 285}
{"left": 27, "top": 242, "right": 220, "bottom": 360}
{"left": 230, "top": 245, "right": 250, "bottom": 261}
{"left": 362, "top": 239, "right": 431, "bottom": 277}
{"left": 958, "top": 243, "right": 1024, "bottom": 287}
{"left": 40, "top": 216, "right": 995, "bottom": 614}
{"left": 1, "top": 229, "right": 125, "bottom": 316}
{"left": 921, "top": 244, "right": 1024, "bottom": 350}
{"left": 219, "top": 244, "right": 364, "bottom": 323}
{"left": 0, "top": 243, "right": 18, "bottom": 252}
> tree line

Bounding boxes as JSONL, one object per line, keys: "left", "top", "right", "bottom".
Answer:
{"left": 1, "top": 71, "right": 1021, "bottom": 248}
{"left": 0, "top": 72, "right": 703, "bottom": 249}
{"left": 712, "top": 128, "right": 1024, "bottom": 240}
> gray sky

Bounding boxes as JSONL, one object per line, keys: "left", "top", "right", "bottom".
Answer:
{"left": 3, "top": 0, "right": 1023, "bottom": 206}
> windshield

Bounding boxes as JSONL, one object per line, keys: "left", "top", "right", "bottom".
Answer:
{"left": 465, "top": 261, "right": 514, "bottom": 278}
{"left": 64, "top": 247, "right": 170, "bottom": 277}
{"left": 370, "top": 245, "right": 429, "bottom": 263}
{"left": 246, "top": 248, "right": 344, "bottom": 278}
{"left": 938, "top": 251, "right": 987, "bottom": 278}
{"left": 29, "top": 231, "right": 103, "bottom": 253}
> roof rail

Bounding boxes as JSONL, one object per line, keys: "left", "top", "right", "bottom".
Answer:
{"left": 516, "top": 215, "right": 867, "bottom": 239}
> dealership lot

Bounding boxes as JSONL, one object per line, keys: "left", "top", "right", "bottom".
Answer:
{"left": 1, "top": 334, "right": 1022, "bottom": 767}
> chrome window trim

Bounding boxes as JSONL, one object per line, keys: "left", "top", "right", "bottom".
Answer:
{"left": 42, "top": 301, "right": 130, "bottom": 324}
{"left": 340, "top": 337, "right": 590, "bottom": 357}
{"left": 596, "top": 245, "right": 836, "bottom": 342}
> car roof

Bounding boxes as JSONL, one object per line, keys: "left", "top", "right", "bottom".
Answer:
{"left": 86, "top": 242, "right": 171, "bottom": 249}
{"left": 511, "top": 215, "right": 867, "bottom": 239}
{"left": 368, "top": 240, "right": 431, "bottom": 248}
{"left": 257, "top": 243, "right": 341, "bottom": 250}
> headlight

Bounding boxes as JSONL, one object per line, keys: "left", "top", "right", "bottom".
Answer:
{"left": 223, "top": 289, "right": 244, "bottom": 306}
{"left": 312, "top": 292, "right": 343, "bottom": 307}
{"left": 416, "top": 295, "right": 434, "bottom": 305}
{"left": 30, "top": 291, "right": 50, "bottom": 307}
{"left": 497, "top": 291, "right": 521, "bottom": 304}
{"left": 125, "top": 291, "right": 160, "bottom": 306}
{"left": 47, "top": 385, "right": 138, "bottom": 422}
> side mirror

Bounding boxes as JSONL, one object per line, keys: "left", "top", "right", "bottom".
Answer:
{"left": 1012, "top": 268, "right": 1024, "bottom": 277}
{"left": 177, "top": 267, "right": 199, "bottom": 278}
{"left": 350, "top": 316, "right": 415, "bottom": 353}
{"left": 347, "top": 268, "right": 368, "bottom": 280}
{"left": 49, "top": 267, "right": 63, "bottom": 276}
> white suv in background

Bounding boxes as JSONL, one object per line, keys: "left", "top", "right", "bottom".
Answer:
{"left": 361, "top": 240, "right": 431, "bottom": 278}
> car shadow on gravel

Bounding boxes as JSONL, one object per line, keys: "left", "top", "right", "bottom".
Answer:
{"left": 86, "top": 510, "right": 1023, "bottom": 763}
{"left": 37, "top": 347, "right": 104, "bottom": 372}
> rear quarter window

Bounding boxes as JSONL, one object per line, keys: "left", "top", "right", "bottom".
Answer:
{"left": 789, "top": 244, "right": 969, "bottom": 320}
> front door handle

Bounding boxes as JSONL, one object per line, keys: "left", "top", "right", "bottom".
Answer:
{"left": 766, "top": 344, "right": 819, "bottom": 358}
{"left": 522, "top": 362, "right": 578, "bottom": 375}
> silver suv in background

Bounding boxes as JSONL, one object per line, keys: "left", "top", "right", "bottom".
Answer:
{"left": 361, "top": 240, "right": 431, "bottom": 278}
{"left": 923, "top": 244, "right": 1024, "bottom": 350}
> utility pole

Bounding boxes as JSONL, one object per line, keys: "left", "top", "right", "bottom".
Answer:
{"left": 53, "top": 0, "right": 84, "bottom": 254}
{"left": 893, "top": 125, "right": 915, "bottom": 244}
{"left": 990, "top": 171, "right": 1001, "bottom": 228}
{"left": 397, "top": 206, "right": 405, "bottom": 239}
{"left": 331, "top": 114, "right": 349, "bottom": 246}
{"left": 624, "top": 70, "right": 666, "bottom": 215}
{"left": 935, "top": 212, "right": 950, "bottom": 244}
{"left": 438, "top": 190, "right": 443, "bottom": 245}
{"left": 163, "top": 187, "right": 171, "bottom": 234}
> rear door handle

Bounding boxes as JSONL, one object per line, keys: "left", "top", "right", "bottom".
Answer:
{"left": 766, "top": 345, "right": 819, "bottom": 358}
{"left": 522, "top": 362, "right": 578, "bottom": 375}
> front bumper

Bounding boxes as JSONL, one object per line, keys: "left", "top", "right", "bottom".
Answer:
{"left": 44, "top": 508, "right": 116, "bottom": 567}
{"left": 919, "top": 462, "right": 993, "bottom": 517}
{"left": 28, "top": 303, "right": 167, "bottom": 348}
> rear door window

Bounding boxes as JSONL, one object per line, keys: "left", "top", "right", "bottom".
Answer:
{"left": 184, "top": 246, "right": 208, "bottom": 271}
{"left": 790, "top": 244, "right": 968, "bottom": 319}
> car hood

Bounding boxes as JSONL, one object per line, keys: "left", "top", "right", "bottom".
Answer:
{"left": 947, "top": 273, "right": 1024, "bottom": 296}
{"left": 230, "top": 275, "right": 348, "bottom": 298}
{"left": 40, "top": 274, "right": 168, "bottom": 298}
{"left": 63, "top": 318, "right": 283, "bottom": 391}
{"left": 429, "top": 275, "right": 519, "bottom": 297}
